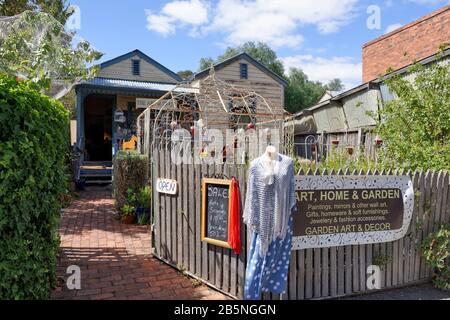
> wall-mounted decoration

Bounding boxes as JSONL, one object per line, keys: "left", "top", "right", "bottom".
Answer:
{"left": 292, "top": 175, "right": 414, "bottom": 250}
{"left": 114, "top": 111, "right": 126, "bottom": 123}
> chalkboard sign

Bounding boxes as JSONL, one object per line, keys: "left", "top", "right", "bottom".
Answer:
{"left": 201, "top": 178, "right": 232, "bottom": 248}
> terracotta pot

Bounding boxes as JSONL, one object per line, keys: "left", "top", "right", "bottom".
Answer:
{"left": 331, "top": 139, "right": 340, "bottom": 146}
{"left": 346, "top": 146, "right": 354, "bottom": 155}
{"left": 122, "top": 215, "right": 135, "bottom": 225}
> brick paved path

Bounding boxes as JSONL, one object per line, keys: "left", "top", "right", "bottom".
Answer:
{"left": 52, "top": 187, "right": 228, "bottom": 300}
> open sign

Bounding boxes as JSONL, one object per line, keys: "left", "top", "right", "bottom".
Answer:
{"left": 156, "top": 179, "right": 178, "bottom": 195}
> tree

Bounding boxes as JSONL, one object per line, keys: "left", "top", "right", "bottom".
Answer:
{"left": 199, "top": 41, "right": 285, "bottom": 78}
{"left": 0, "top": 11, "right": 103, "bottom": 99}
{"left": 199, "top": 57, "right": 215, "bottom": 71}
{"left": 0, "top": 0, "right": 72, "bottom": 24}
{"left": 376, "top": 48, "right": 450, "bottom": 171}
{"left": 325, "top": 78, "right": 345, "bottom": 92}
{"left": 177, "top": 70, "right": 194, "bottom": 80}
{"left": 285, "top": 68, "right": 326, "bottom": 114}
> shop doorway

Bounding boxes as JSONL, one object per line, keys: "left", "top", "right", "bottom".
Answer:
{"left": 84, "top": 95, "right": 114, "bottom": 162}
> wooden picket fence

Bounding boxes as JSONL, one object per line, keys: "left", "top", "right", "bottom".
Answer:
{"left": 152, "top": 147, "right": 450, "bottom": 300}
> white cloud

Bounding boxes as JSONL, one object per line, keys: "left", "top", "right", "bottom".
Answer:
{"left": 206, "top": 0, "right": 359, "bottom": 47}
{"left": 146, "top": 0, "right": 359, "bottom": 48}
{"left": 146, "top": 0, "right": 209, "bottom": 36}
{"left": 146, "top": 12, "right": 176, "bottom": 36}
{"left": 161, "top": 0, "right": 209, "bottom": 25}
{"left": 281, "top": 55, "right": 363, "bottom": 89}
{"left": 385, "top": 23, "right": 402, "bottom": 34}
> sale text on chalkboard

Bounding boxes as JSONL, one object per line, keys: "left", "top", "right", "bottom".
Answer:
{"left": 201, "top": 178, "right": 232, "bottom": 249}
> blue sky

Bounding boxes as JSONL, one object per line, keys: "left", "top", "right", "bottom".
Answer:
{"left": 69, "top": 0, "right": 449, "bottom": 88}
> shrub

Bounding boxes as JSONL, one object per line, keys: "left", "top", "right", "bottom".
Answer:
{"left": 376, "top": 47, "right": 450, "bottom": 171}
{"left": 136, "top": 186, "right": 152, "bottom": 208}
{"left": 113, "top": 151, "right": 149, "bottom": 210}
{"left": 0, "top": 75, "right": 69, "bottom": 299}
{"left": 420, "top": 224, "right": 450, "bottom": 291}
{"left": 295, "top": 146, "right": 379, "bottom": 174}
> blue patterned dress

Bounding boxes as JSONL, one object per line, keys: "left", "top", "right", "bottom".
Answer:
{"left": 244, "top": 215, "right": 294, "bottom": 299}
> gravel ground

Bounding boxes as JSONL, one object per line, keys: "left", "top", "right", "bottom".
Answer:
{"left": 339, "top": 283, "right": 449, "bottom": 300}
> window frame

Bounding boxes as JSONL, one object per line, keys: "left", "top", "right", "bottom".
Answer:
{"left": 132, "top": 59, "right": 141, "bottom": 76}
{"left": 240, "top": 63, "right": 248, "bottom": 80}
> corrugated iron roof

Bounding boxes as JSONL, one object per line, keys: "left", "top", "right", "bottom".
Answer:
{"left": 81, "top": 77, "right": 198, "bottom": 93}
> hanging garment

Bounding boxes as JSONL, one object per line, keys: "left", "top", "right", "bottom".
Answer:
{"left": 243, "top": 154, "right": 297, "bottom": 300}
{"left": 228, "top": 177, "right": 241, "bottom": 255}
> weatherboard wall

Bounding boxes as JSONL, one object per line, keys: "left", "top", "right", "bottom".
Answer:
{"left": 197, "top": 58, "right": 285, "bottom": 111}
{"left": 98, "top": 53, "right": 179, "bottom": 83}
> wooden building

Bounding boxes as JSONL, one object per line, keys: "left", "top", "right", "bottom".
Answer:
{"left": 73, "top": 49, "right": 290, "bottom": 184}
{"left": 292, "top": 6, "right": 450, "bottom": 161}
{"left": 291, "top": 48, "right": 450, "bottom": 160}
{"left": 74, "top": 49, "right": 182, "bottom": 183}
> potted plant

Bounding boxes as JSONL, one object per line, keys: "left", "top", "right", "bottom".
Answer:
{"left": 121, "top": 204, "right": 136, "bottom": 224}
{"left": 136, "top": 213, "right": 149, "bottom": 226}
{"left": 119, "top": 188, "right": 137, "bottom": 224}
{"left": 136, "top": 186, "right": 151, "bottom": 224}
{"left": 331, "top": 139, "right": 340, "bottom": 146}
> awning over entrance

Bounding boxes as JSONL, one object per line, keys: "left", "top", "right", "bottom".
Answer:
{"left": 77, "top": 77, "right": 197, "bottom": 97}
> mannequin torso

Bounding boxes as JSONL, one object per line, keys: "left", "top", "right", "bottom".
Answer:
{"left": 260, "top": 146, "right": 279, "bottom": 184}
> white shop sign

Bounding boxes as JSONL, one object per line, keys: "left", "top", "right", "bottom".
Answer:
{"left": 156, "top": 178, "right": 178, "bottom": 195}
{"left": 136, "top": 98, "right": 157, "bottom": 109}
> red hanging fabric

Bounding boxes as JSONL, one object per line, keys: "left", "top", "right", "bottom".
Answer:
{"left": 228, "top": 177, "right": 241, "bottom": 255}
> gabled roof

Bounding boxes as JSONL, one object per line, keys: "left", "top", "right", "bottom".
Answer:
{"left": 193, "top": 52, "right": 288, "bottom": 87}
{"left": 99, "top": 49, "right": 182, "bottom": 82}
{"left": 317, "top": 90, "right": 345, "bottom": 103}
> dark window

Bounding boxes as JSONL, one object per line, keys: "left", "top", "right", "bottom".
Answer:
{"left": 132, "top": 60, "right": 140, "bottom": 76}
{"left": 240, "top": 63, "right": 248, "bottom": 79}
{"left": 228, "top": 94, "right": 256, "bottom": 130}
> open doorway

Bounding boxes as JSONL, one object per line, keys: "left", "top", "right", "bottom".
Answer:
{"left": 84, "top": 95, "right": 114, "bottom": 162}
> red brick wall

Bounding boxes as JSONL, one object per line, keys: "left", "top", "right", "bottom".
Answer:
{"left": 362, "top": 5, "right": 450, "bottom": 82}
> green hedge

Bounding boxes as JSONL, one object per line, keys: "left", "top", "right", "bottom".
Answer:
{"left": 0, "top": 75, "right": 69, "bottom": 299}
{"left": 113, "top": 150, "right": 149, "bottom": 210}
